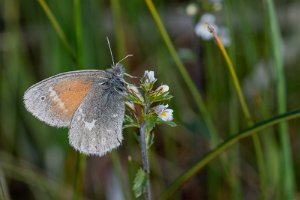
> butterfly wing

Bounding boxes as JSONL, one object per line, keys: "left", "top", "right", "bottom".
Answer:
{"left": 68, "top": 82, "right": 125, "bottom": 156}
{"left": 24, "top": 70, "right": 107, "bottom": 127}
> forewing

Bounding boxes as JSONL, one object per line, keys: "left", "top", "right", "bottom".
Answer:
{"left": 24, "top": 70, "right": 106, "bottom": 127}
{"left": 68, "top": 85, "right": 125, "bottom": 156}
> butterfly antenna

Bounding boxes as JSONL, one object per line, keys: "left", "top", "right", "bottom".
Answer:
{"left": 106, "top": 37, "right": 115, "bottom": 66}
{"left": 116, "top": 54, "right": 133, "bottom": 65}
{"left": 124, "top": 73, "right": 139, "bottom": 79}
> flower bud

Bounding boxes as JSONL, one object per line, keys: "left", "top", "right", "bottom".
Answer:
{"left": 127, "top": 84, "right": 144, "bottom": 102}
{"left": 125, "top": 101, "right": 135, "bottom": 111}
{"left": 155, "top": 85, "right": 169, "bottom": 93}
{"left": 144, "top": 70, "right": 157, "bottom": 86}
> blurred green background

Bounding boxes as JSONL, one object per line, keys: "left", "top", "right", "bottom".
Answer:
{"left": 1, "top": 0, "right": 300, "bottom": 199}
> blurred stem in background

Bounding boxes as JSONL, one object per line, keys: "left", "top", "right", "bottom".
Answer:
{"left": 74, "top": 0, "right": 83, "bottom": 68}
{"left": 38, "top": 0, "right": 87, "bottom": 198}
{"left": 224, "top": 3, "right": 242, "bottom": 198}
{"left": 37, "top": 0, "right": 76, "bottom": 61}
{"left": 73, "top": 0, "right": 85, "bottom": 199}
{"left": 265, "top": 0, "right": 295, "bottom": 199}
{"left": 0, "top": 168, "right": 10, "bottom": 200}
{"left": 111, "top": 0, "right": 133, "bottom": 199}
{"left": 73, "top": 154, "right": 85, "bottom": 200}
{"left": 208, "top": 26, "right": 267, "bottom": 198}
{"left": 111, "top": 0, "right": 126, "bottom": 60}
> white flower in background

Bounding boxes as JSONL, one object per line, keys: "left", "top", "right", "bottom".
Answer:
{"left": 195, "top": 13, "right": 218, "bottom": 40}
{"left": 186, "top": 3, "right": 198, "bottom": 16}
{"left": 195, "top": 13, "right": 231, "bottom": 47}
{"left": 153, "top": 104, "right": 173, "bottom": 121}
{"left": 218, "top": 26, "right": 231, "bottom": 47}
{"left": 243, "top": 60, "right": 273, "bottom": 97}
{"left": 144, "top": 70, "right": 157, "bottom": 86}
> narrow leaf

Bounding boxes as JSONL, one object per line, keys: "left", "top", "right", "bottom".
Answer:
{"left": 133, "top": 168, "right": 148, "bottom": 198}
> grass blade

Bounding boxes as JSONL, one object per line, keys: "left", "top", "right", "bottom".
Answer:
{"left": 37, "top": 0, "right": 76, "bottom": 61}
{"left": 265, "top": 0, "right": 295, "bottom": 199}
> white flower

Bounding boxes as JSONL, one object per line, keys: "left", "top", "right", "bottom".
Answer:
{"left": 155, "top": 85, "right": 169, "bottom": 93}
{"left": 186, "top": 3, "right": 198, "bottom": 16}
{"left": 200, "top": 13, "right": 216, "bottom": 24}
{"left": 144, "top": 70, "right": 157, "bottom": 85}
{"left": 153, "top": 104, "right": 173, "bottom": 121}
{"left": 195, "top": 13, "right": 218, "bottom": 40}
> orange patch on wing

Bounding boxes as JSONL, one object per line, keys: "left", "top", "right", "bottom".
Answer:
{"left": 51, "top": 79, "right": 93, "bottom": 119}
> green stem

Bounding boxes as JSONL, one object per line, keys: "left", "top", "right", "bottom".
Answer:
{"left": 0, "top": 160, "right": 62, "bottom": 199}
{"left": 73, "top": 153, "right": 85, "bottom": 200}
{"left": 265, "top": 0, "right": 294, "bottom": 199}
{"left": 144, "top": 0, "right": 218, "bottom": 143}
{"left": 159, "top": 108, "right": 300, "bottom": 199}
{"left": 111, "top": 0, "right": 126, "bottom": 60}
{"left": 72, "top": 1, "right": 85, "bottom": 199}
{"left": 74, "top": 0, "right": 83, "bottom": 68}
{"left": 208, "top": 26, "right": 251, "bottom": 123}
{"left": 209, "top": 26, "right": 267, "bottom": 198}
{"left": 110, "top": 152, "right": 132, "bottom": 200}
{"left": 0, "top": 168, "right": 10, "bottom": 200}
{"left": 37, "top": 0, "right": 76, "bottom": 61}
{"left": 139, "top": 97, "right": 151, "bottom": 200}
{"left": 110, "top": 1, "right": 132, "bottom": 199}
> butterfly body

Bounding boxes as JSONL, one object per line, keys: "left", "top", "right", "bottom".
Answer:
{"left": 24, "top": 64, "right": 126, "bottom": 156}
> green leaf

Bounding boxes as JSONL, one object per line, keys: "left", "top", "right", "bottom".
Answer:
{"left": 148, "top": 93, "right": 173, "bottom": 104}
{"left": 133, "top": 168, "right": 148, "bottom": 198}
{"left": 156, "top": 118, "right": 177, "bottom": 127}
{"left": 123, "top": 114, "right": 140, "bottom": 129}
{"left": 146, "top": 132, "right": 155, "bottom": 149}
{"left": 144, "top": 113, "right": 157, "bottom": 133}
{"left": 126, "top": 93, "right": 144, "bottom": 105}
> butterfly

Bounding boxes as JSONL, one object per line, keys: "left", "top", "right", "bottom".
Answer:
{"left": 24, "top": 39, "right": 131, "bottom": 156}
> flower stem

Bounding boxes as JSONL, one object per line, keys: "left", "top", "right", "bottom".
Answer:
{"left": 140, "top": 98, "right": 151, "bottom": 200}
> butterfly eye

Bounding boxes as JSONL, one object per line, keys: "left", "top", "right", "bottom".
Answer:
{"left": 40, "top": 96, "right": 46, "bottom": 101}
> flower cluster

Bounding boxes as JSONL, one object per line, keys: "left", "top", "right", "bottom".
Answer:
{"left": 124, "top": 70, "right": 175, "bottom": 129}
{"left": 124, "top": 70, "right": 176, "bottom": 198}
{"left": 186, "top": 1, "right": 231, "bottom": 47}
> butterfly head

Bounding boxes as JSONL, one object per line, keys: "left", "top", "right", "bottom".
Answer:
{"left": 111, "top": 63, "right": 125, "bottom": 78}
